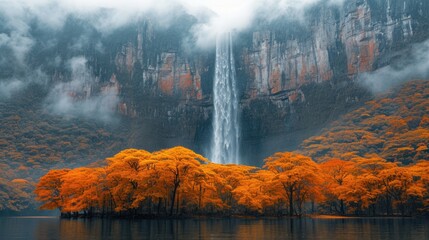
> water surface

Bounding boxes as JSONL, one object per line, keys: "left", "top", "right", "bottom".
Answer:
{"left": 0, "top": 217, "right": 427, "bottom": 239}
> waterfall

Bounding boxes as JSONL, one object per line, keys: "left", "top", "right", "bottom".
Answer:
{"left": 211, "top": 33, "right": 240, "bottom": 164}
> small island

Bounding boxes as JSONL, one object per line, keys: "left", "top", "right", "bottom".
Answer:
{"left": 35, "top": 145, "right": 429, "bottom": 219}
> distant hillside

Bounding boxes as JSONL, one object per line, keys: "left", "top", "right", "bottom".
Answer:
{"left": 299, "top": 80, "right": 429, "bottom": 164}
{"left": 0, "top": 86, "right": 127, "bottom": 213}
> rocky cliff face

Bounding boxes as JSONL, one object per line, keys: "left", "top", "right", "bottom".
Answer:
{"left": 41, "top": 0, "right": 429, "bottom": 164}
{"left": 235, "top": 0, "right": 429, "bottom": 163}
{"left": 242, "top": 0, "right": 428, "bottom": 95}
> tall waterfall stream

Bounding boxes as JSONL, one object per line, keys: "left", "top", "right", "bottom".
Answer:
{"left": 211, "top": 33, "right": 240, "bottom": 164}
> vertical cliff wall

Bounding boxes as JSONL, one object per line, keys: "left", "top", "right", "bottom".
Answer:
{"left": 236, "top": 0, "right": 429, "bottom": 164}
{"left": 241, "top": 0, "right": 428, "bottom": 96}
{"left": 43, "top": 0, "right": 429, "bottom": 164}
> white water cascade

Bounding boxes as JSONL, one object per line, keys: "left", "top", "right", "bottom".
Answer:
{"left": 211, "top": 33, "right": 240, "bottom": 164}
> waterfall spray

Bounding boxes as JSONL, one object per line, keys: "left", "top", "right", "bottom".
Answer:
{"left": 211, "top": 33, "right": 240, "bottom": 164}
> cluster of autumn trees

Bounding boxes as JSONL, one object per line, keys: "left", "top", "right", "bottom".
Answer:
{"left": 0, "top": 176, "right": 34, "bottom": 212}
{"left": 300, "top": 80, "right": 429, "bottom": 164}
{"left": 35, "top": 146, "right": 429, "bottom": 217}
{"left": 1, "top": 107, "right": 123, "bottom": 173}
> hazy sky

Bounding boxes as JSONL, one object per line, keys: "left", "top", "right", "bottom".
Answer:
{"left": 2, "top": 0, "right": 344, "bottom": 45}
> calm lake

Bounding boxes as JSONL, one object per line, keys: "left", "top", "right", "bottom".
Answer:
{"left": 0, "top": 216, "right": 428, "bottom": 239}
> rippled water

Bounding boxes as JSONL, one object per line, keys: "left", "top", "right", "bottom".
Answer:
{"left": 0, "top": 217, "right": 428, "bottom": 240}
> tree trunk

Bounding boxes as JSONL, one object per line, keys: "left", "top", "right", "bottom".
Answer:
{"left": 386, "top": 197, "right": 392, "bottom": 216}
{"left": 311, "top": 200, "right": 315, "bottom": 213}
{"left": 289, "top": 188, "right": 294, "bottom": 216}
{"left": 147, "top": 198, "right": 152, "bottom": 215}
{"left": 198, "top": 185, "right": 202, "bottom": 212}
{"left": 170, "top": 183, "right": 179, "bottom": 216}
{"left": 176, "top": 191, "right": 180, "bottom": 215}
{"left": 157, "top": 198, "right": 162, "bottom": 215}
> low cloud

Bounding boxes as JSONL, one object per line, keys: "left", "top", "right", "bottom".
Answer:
{"left": 0, "top": 79, "right": 25, "bottom": 99}
{"left": 360, "top": 39, "right": 429, "bottom": 93}
{"left": 0, "top": 69, "right": 48, "bottom": 100}
{"left": 44, "top": 57, "right": 120, "bottom": 122}
{"left": 184, "top": 0, "right": 346, "bottom": 48}
{"left": 0, "top": 3, "right": 35, "bottom": 66}
{"left": 1, "top": 0, "right": 346, "bottom": 51}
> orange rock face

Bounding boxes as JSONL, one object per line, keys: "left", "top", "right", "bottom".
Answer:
{"left": 179, "top": 71, "right": 193, "bottom": 90}
{"left": 359, "top": 39, "right": 377, "bottom": 72}
{"left": 269, "top": 66, "right": 281, "bottom": 94}
{"left": 241, "top": 1, "right": 405, "bottom": 100}
{"left": 156, "top": 53, "right": 203, "bottom": 99}
{"left": 158, "top": 53, "right": 176, "bottom": 96}
{"left": 244, "top": 33, "right": 332, "bottom": 99}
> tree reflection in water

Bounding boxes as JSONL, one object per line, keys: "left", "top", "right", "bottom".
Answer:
{"left": 4, "top": 217, "right": 420, "bottom": 240}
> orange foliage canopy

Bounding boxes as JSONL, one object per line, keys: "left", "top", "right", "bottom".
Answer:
{"left": 300, "top": 80, "right": 429, "bottom": 165}
{"left": 34, "top": 146, "right": 429, "bottom": 217}
{"left": 35, "top": 169, "right": 70, "bottom": 210}
{"left": 264, "top": 152, "right": 321, "bottom": 215}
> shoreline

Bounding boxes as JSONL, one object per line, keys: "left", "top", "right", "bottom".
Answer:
{"left": 2, "top": 213, "right": 422, "bottom": 220}
{"left": 309, "top": 214, "right": 415, "bottom": 219}
{"left": 54, "top": 214, "right": 420, "bottom": 220}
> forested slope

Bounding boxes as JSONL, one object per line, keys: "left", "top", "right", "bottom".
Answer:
{"left": 0, "top": 87, "right": 127, "bottom": 213}
{"left": 300, "top": 80, "right": 429, "bottom": 164}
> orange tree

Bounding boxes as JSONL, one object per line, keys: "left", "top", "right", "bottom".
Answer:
{"left": 59, "top": 167, "right": 107, "bottom": 215}
{"left": 105, "top": 149, "right": 152, "bottom": 212}
{"left": 319, "top": 159, "right": 356, "bottom": 214}
{"left": 263, "top": 152, "right": 321, "bottom": 216}
{"left": 34, "top": 169, "right": 70, "bottom": 211}
{"left": 151, "top": 146, "right": 208, "bottom": 215}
